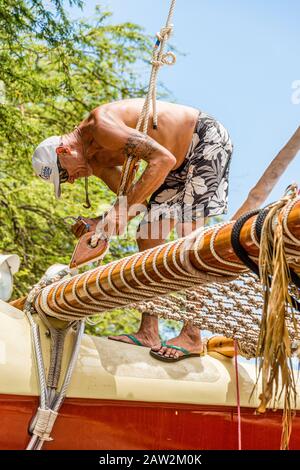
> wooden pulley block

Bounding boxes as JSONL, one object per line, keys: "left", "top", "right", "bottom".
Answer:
{"left": 69, "top": 232, "right": 109, "bottom": 269}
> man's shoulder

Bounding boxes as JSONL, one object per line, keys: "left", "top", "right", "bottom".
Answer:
{"left": 92, "top": 98, "right": 142, "bottom": 112}
{"left": 91, "top": 99, "right": 197, "bottom": 117}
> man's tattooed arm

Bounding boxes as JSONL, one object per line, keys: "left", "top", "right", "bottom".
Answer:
{"left": 119, "top": 133, "right": 176, "bottom": 208}
{"left": 90, "top": 108, "right": 176, "bottom": 208}
{"left": 123, "top": 134, "right": 163, "bottom": 161}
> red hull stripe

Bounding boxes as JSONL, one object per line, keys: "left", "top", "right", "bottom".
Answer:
{"left": 1, "top": 395, "right": 300, "bottom": 450}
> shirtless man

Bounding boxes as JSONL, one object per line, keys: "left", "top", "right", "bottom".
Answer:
{"left": 32, "top": 99, "right": 233, "bottom": 362}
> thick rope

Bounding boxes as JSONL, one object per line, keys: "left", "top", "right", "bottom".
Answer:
{"left": 91, "top": 0, "right": 177, "bottom": 248}
{"left": 118, "top": 2, "right": 176, "bottom": 194}
{"left": 23, "top": 189, "right": 300, "bottom": 448}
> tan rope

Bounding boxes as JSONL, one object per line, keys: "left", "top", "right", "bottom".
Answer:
{"left": 91, "top": 1, "right": 177, "bottom": 248}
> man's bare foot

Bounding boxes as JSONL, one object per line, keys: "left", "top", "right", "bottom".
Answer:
{"left": 108, "top": 331, "right": 160, "bottom": 348}
{"left": 151, "top": 323, "right": 204, "bottom": 360}
{"left": 108, "top": 312, "right": 160, "bottom": 348}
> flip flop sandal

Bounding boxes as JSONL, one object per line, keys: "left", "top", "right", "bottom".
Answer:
{"left": 108, "top": 334, "right": 144, "bottom": 347}
{"left": 150, "top": 341, "right": 205, "bottom": 363}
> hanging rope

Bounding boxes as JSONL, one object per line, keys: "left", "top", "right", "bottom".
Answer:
{"left": 117, "top": 0, "right": 177, "bottom": 197}
{"left": 89, "top": 0, "right": 177, "bottom": 248}
{"left": 234, "top": 339, "right": 242, "bottom": 450}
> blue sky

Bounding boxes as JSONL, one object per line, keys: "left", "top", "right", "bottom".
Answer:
{"left": 68, "top": 0, "right": 300, "bottom": 216}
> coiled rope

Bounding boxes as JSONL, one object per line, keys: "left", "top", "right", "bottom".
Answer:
{"left": 231, "top": 189, "right": 300, "bottom": 312}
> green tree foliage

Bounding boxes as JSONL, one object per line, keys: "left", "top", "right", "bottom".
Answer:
{"left": 0, "top": 1, "right": 181, "bottom": 338}
{"left": 0, "top": 1, "right": 150, "bottom": 300}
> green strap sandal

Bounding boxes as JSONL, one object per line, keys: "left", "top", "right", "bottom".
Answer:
{"left": 150, "top": 341, "right": 205, "bottom": 362}
{"left": 109, "top": 334, "right": 144, "bottom": 347}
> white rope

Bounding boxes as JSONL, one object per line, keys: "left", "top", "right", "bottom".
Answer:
{"left": 36, "top": 227, "right": 247, "bottom": 322}
{"left": 250, "top": 218, "right": 261, "bottom": 249}
{"left": 132, "top": 0, "right": 177, "bottom": 137}
{"left": 91, "top": 0, "right": 177, "bottom": 247}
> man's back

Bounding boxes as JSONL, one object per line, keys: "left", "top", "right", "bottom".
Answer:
{"left": 83, "top": 99, "right": 199, "bottom": 169}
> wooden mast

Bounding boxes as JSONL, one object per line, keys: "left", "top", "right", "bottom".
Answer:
{"left": 32, "top": 200, "right": 300, "bottom": 320}
{"left": 233, "top": 127, "right": 300, "bottom": 219}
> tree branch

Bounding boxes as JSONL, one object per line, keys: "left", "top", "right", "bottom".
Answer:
{"left": 233, "top": 126, "right": 300, "bottom": 219}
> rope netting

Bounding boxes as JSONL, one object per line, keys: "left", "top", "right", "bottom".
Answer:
{"left": 132, "top": 272, "right": 300, "bottom": 359}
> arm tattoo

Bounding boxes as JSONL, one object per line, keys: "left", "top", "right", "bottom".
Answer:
{"left": 123, "top": 134, "right": 160, "bottom": 161}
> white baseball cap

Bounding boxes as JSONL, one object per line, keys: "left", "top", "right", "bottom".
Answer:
{"left": 32, "top": 136, "right": 62, "bottom": 198}
{"left": 0, "top": 254, "right": 20, "bottom": 275}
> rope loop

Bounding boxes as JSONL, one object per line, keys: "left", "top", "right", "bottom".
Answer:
{"left": 151, "top": 51, "right": 176, "bottom": 68}
{"left": 116, "top": 0, "right": 177, "bottom": 198}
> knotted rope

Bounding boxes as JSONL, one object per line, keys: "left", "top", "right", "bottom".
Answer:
{"left": 90, "top": 1, "right": 177, "bottom": 248}
{"left": 118, "top": 0, "right": 176, "bottom": 197}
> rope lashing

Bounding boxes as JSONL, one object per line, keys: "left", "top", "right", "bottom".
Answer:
{"left": 29, "top": 408, "right": 58, "bottom": 443}
{"left": 26, "top": 320, "right": 85, "bottom": 450}
{"left": 231, "top": 190, "right": 300, "bottom": 312}
{"left": 22, "top": 189, "right": 300, "bottom": 449}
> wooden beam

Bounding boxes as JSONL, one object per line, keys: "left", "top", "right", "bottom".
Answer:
{"left": 233, "top": 127, "right": 300, "bottom": 220}
{"left": 34, "top": 200, "right": 300, "bottom": 320}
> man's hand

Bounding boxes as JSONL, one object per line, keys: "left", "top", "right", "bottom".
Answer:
{"left": 71, "top": 216, "right": 100, "bottom": 239}
{"left": 90, "top": 206, "right": 127, "bottom": 246}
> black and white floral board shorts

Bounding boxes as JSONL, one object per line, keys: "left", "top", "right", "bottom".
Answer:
{"left": 145, "top": 111, "right": 233, "bottom": 223}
